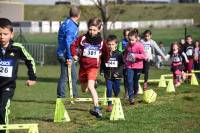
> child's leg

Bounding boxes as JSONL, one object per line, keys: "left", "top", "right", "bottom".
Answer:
{"left": 88, "top": 80, "right": 99, "bottom": 106}
{"left": 127, "top": 68, "right": 134, "bottom": 103}
{"left": 143, "top": 61, "right": 150, "bottom": 90}
{"left": 186, "top": 59, "right": 194, "bottom": 80}
{"left": 106, "top": 79, "right": 113, "bottom": 106}
{"left": 113, "top": 79, "right": 120, "bottom": 97}
{"left": 0, "top": 89, "right": 13, "bottom": 125}
{"left": 133, "top": 69, "right": 141, "bottom": 95}
{"left": 123, "top": 69, "right": 128, "bottom": 97}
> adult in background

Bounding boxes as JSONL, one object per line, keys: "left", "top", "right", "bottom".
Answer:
{"left": 56, "top": 6, "right": 81, "bottom": 98}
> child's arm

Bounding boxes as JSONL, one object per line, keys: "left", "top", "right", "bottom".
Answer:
{"left": 102, "top": 41, "right": 110, "bottom": 62}
{"left": 151, "top": 40, "right": 166, "bottom": 58}
{"left": 70, "top": 36, "right": 82, "bottom": 61}
{"left": 182, "top": 52, "right": 189, "bottom": 63}
{"left": 134, "top": 43, "right": 146, "bottom": 60}
{"left": 165, "top": 54, "right": 170, "bottom": 61}
{"left": 117, "top": 41, "right": 123, "bottom": 52}
{"left": 16, "top": 43, "right": 36, "bottom": 86}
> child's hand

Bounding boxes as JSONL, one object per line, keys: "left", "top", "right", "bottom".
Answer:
{"left": 26, "top": 80, "right": 36, "bottom": 86}
{"left": 186, "top": 60, "right": 189, "bottom": 63}
{"left": 66, "top": 59, "right": 72, "bottom": 65}
{"left": 73, "top": 56, "right": 78, "bottom": 61}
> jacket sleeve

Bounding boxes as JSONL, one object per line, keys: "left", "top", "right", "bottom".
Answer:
{"left": 65, "top": 29, "right": 77, "bottom": 59}
{"left": 114, "top": 53, "right": 124, "bottom": 77}
{"left": 70, "top": 36, "right": 81, "bottom": 57}
{"left": 117, "top": 41, "right": 123, "bottom": 52}
{"left": 134, "top": 44, "right": 146, "bottom": 60}
{"left": 152, "top": 40, "right": 166, "bottom": 58}
{"left": 18, "top": 44, "right": 36, "bottom": 80}
{"left": 102, "top": 41, "right": 110, "bottom": 62}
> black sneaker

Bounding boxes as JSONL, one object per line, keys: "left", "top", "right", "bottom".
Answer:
{"left": 129, "top": 99, "right": 135, "bottom": 105}
{"left": 90, "top": 109, "right": 102, "bottom": 118}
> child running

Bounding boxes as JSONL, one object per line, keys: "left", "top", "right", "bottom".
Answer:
{"left": 0, "top": 18, "right": 36, "bottom": 131}
{"left": 124, "top": 29, "right": 146, "bottom": 105}
{"left": 183, "top": 35, "right": 195, "bottom": 81}
{"left": 70, "top": 17, "right": 110, "bottom": 118}
{"left": 165, "top": 42, "right": 189, "bottom": 87}
{"left": 117, "top": 28, "right": 131, "bottom": 98}
{"left": 140, "top": 30, "right": 166, "bottom": 90}
{"left": 101, "top": 35, "right": 123, "bottom": 112}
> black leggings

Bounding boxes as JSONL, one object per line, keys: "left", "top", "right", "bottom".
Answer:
{"left": 143, "top": 61, "right": 151, "bottom": 82}
{"left": 0, "top": 88, "right": 14, "bottom": 126}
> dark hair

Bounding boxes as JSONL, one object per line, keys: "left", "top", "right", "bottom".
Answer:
{"left": 0, "top": 18, "right": 13, "bottom": 32}
{"left": 169, "top": 42, "right": 181, "bottom": 54}
{"left": 69, "top": 6, "right": 81, "bottom": 17}
{"left": 143, "top": 29, "right": 152, "bottom": 36}
{"left": 107, "top": 34, "right": 118, "bottom": 43}
{"left": 185, "top": 35, "right": 192, "bottom": 39}
{"left": 87, "top": 17, "right": 102, "bottom": 30}
{"left": 123, "top": 28, "right": 132, "bottom": 36}
{"left": 128, "top": 29, "right": 139, "bottom": 38}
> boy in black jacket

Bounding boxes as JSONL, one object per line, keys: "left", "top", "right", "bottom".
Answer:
{"left": 0, "top": 18, "right": 36, "bottom": 130}
{"left": 101, "top": 35, "right": 123, "bottom": 112}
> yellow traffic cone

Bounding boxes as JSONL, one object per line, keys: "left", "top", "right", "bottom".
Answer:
{"left": 143, "top": 89, "right": 157, "bottom": 103}
{"left": 110, "top": 98, "right": 125, "bottom": 120}
{"left": 54, "top": 98, "right": 70, "bottom": 122}
{"left": 166, "top": 79, "right": 175, "bottom": 93}
{"left": 158, "top": 75, "right": 166, "bottom": 88}
{"left": 138, "top": 83, "right": 143, "bottom": 94}
{"left": 28, "top": 124, "right": 39, "bottom": 133}
{"left": 191, "top": 73, "right": 199, "bottom": 86}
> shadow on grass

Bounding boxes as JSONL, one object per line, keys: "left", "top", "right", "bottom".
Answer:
{"left": 16, "top": 117, "right": 53, "bottom": 122}
{"left": 182, "top": 96, "right": 196, "bottom": 101}
{"left": 12, "top": 99, "right": 55, "bottom": 104}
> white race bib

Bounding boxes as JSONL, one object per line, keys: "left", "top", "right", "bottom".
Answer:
{"left": 83, "top": 44, "right": 100, "bottom": 58}
{"left": 186, "top": 49, "right": 193, "bottom": 56}
{"left": 105, "top": 60, "right": 118, "bottom": 68}
{"left": 0, "top": 59, "right": 13, "bottom": 77}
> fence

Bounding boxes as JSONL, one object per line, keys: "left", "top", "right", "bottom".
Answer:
{"left": 22, "top": 43, "right": 170, "bottom": 66}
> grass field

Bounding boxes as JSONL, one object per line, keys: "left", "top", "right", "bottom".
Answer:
{"left": 13, "top": 26, "right": 200, "bottom": 45}
{"left": 24, "top": 4, "right": 200, "bottom": 25}
{"left": 7, "top": 65, "right": 200, "bottom": 133}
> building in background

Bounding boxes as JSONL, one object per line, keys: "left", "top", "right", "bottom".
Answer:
{"left": 0, "top": 1, "right": 24, "bottom": 21}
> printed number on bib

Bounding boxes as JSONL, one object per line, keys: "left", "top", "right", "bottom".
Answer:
{"left": 105, "top": 61, "right": 118, "bottom": 68}
{"left": 83, "top": 44, "right": 100, "bottom": 58}
{"left": 0, "top": 66, "right": 13, "bottom": 77}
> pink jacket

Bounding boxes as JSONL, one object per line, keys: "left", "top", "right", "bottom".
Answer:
{"left": 124, "top": 42, "right": 146, "bottom": 69}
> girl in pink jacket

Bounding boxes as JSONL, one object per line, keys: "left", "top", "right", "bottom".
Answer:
{"left": 124, "top": 30, "right": 146, "bottom": 105}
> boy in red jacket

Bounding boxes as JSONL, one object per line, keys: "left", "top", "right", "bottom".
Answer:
{"left": 71, "top": 17, "right": 109, "bottom": 118}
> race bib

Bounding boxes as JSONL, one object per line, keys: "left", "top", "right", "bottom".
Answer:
{"left": 0, "top": 59, "right": 13, "bottom": 77}
{"left": 126, "top": 53, "right": 135, "bottom": 62}
{"left": 172, "top": 56, "right": 181, "bottom": 62}
{"left": 83, "top": 44, "right": 100, "bottom": 58}
{"left": 144, "top": 44, "right": 151, "bottom": 52}
{"left": 186, "top": 49, "right": 193, "bottom": 56}
{"left": 105, "top": 58, "right": 118, "bottom": 67}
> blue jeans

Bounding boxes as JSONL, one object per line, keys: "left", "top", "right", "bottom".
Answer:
{"left": 127, "top": 68, "right": 141, "bottom": 101}
{"left": 106, "top": 79, "right": 120, "bottom": 105}
{"left": 57, "top": 60, "right": 78, "bottom": 98}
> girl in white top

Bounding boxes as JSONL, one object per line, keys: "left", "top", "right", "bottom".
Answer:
{"left": 140, "top": 30, "right": 166, "bottom": 90}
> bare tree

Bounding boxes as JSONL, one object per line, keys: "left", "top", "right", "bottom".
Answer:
{"left": 91, "top": 0, "right": 125, "bottom": 39}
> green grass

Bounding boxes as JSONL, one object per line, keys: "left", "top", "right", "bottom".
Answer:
{"left": 24, "top": 4, "right": 200, "bottom": 25}
{"left": 8, "top": 64, "right": 200, "bottom": 133}
{"left": 13, "top": 26, "right": 200, "bottom": 45}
